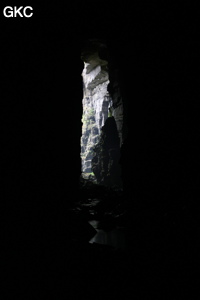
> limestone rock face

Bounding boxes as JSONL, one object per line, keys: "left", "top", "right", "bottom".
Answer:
{"left": 91, "top": 117, "right": 122, "bottom": 187}
{"left": 81, "top": 40, "right": 123, "bottom": 187}
{"left": 107, "top": 69, "right": 124, "bottom": 146}
{"left": 81, "top": 45, "right": 112, "bottom": 174}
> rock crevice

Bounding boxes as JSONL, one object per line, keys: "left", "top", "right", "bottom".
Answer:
{"left": 81, "top": 40, "right": 123, "bottom": 187}
{"left": 81, "top": 60, "right": 111, "bottom": 174}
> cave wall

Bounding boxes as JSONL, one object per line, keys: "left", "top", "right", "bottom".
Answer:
{"left": 105, "top": 4, "right": 198, "bottom": 222}
{"left": 92, "top": 116, "right": 122, "bottom": 187}
{"left": 2, "top": 22, "right": 84, "bottom": 234}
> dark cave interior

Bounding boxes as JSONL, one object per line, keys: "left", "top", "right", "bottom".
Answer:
{"left": 2, "top": 3, "right": 198, "bottom": 298}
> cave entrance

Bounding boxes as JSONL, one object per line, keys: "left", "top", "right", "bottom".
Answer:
{"left": 80, "top": 40, "right": 123, "bottom": 188}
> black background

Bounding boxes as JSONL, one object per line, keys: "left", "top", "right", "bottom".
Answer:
{"left": 1, "top": 2, "right": 199, "bottom": 298}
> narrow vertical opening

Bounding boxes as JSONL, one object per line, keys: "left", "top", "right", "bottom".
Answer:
{"left": 80, "top": 40, "right": 123, "bottom": 189}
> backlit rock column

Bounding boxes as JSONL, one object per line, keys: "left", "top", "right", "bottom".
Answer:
{"left": 81, "top": 60, "right": 111, "bottom": 174}
{"left": 80, "top": 41, "right": 124, "bottom": 186}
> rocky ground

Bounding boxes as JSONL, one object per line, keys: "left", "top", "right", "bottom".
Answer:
{"left": 3, "top": 180, "right": 196, "bottom": 299}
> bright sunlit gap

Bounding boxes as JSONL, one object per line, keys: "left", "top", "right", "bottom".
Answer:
{"left": 80, "top": 61, "right": 113, "bottom": 181}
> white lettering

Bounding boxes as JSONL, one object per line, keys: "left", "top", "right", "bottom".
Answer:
{"left": 23, "top": 6, "right": 33, "bottom": 18}
{"left": 14, "top": 6, "right": 23, "bottom": 17}
{"left": 3, "top": 6, "right": 13, "bottom": 18}
{"left": 3, "top": 6, "right": 33, "bottom": 17}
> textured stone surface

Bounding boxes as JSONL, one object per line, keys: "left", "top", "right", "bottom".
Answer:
{"left": 81, "top": 69, "right": 111, "bottom": 173}
{"left": 92, "top": 117, "right": 122, "bottom": 187}
{"left": 81, "top": 40, "right": 124, "bottom": 180}
{"left": 81, "top": 43, "right": 112, "bottom": 174}
{"left": 107, "top": 69, "right": 124, "bottom": 146}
